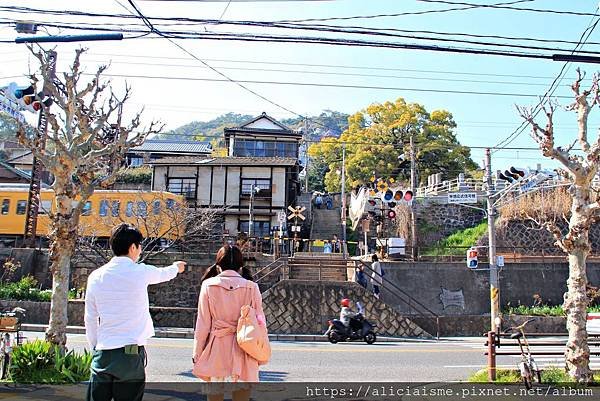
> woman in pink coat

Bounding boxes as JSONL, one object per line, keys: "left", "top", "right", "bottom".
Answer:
{"left": 192, "top": 245, "right": 266, "bottom": 401}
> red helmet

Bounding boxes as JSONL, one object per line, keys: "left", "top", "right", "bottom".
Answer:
{"left": 341, "top": 298, "right": 350, "bottom": 307}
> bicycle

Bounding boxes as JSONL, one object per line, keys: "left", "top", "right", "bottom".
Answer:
{"left": 0, "top": 308, "right": 26, "bottom": 380}
{"left": 507, "top": 318, "right": 542, "bottom": 389}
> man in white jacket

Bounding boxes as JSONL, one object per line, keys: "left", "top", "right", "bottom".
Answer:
{"left": 85, "top": 223, "right": 186, "bottom": 401}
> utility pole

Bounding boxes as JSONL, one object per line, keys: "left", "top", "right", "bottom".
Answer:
{"left": 485, "top": 148, "right": 500, "bottom": 333}
{"left": 409, "top": 131, "right": 418, "bottom": 260}
{"left": 304, "top": 118, "right": 309, "bottom": 193}
{"left": 23, "top": 50, "right": 57, "bottom": 248}
{"left": 249, "top": 184, "right": 256, "bottom": 239}
{"left": 341, "top": 143, "right": 347, "bottom": 258}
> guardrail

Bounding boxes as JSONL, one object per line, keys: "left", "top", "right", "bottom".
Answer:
{"left": 353, "top": 259, "right": 440, "bottom": 339}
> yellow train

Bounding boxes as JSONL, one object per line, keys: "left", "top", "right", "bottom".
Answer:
{"left": 0, "top": 187, "right": 186, "bottom": 241}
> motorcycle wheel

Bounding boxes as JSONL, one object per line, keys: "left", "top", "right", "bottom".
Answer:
{"left": 364, "top": 331, "right": 376, "bottom": 345}
{"left": 327, "top": 331, "right": 340, "bottom": 344}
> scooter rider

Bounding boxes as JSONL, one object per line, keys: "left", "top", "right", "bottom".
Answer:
{"left": 340, "top": 298, "right": 357, "bottom": 335}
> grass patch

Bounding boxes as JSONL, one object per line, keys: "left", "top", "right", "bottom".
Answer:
{"left": 469, "top": 367, "right": 600, "bottom": 385}
{"left": 468, "top": 369, "right": 521, "bottom": 383}
{"left": 422, "top": 221, "right": 488, "bottom": 256}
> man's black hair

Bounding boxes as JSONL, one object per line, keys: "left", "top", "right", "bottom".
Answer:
{"left": 110, "top": 223, "right": 144, "bottom": 256}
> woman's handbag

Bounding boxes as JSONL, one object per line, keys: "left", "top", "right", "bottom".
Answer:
{"left": 236, "top": 283, "right": 271, "bottom": 363}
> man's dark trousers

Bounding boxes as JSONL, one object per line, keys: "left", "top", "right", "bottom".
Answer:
{"left": 86, "top": 346, "right": 146, "bottom": 401}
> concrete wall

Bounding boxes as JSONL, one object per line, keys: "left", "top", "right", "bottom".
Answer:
{"left": 380, "top": 261, "right": 600, "bottom": 315}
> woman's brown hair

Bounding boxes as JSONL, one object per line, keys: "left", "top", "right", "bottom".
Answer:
{"left": 200, "top": 244, "right": 253, "bottom": 283}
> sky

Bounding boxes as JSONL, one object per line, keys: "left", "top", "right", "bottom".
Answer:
{"left": 2, "top": 0, "right": 600, "bottom": 173}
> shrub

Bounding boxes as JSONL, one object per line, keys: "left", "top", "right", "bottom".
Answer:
{"left": 114, "top": 167, "right": 152, "bottom": 184}
{"left": 0, "top": 277, "right": 76, "bottom": 302}
{"left": 9, "top": 340, "right": 92, "bottom": 384}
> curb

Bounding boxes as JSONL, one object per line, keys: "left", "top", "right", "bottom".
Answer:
{"left": 21, "top": 324, "right": 406, "bottom": 342}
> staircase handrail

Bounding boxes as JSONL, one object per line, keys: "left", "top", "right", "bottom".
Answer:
{"left": 255, "top": 257, "right": 287, "bottom": 284}
{"left": 355, "top": 259, "right": 440, "bottom": 338}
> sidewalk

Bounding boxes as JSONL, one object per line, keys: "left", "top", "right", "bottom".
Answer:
{"left": 22, "top": 324, "right": 408, "bottom": 342}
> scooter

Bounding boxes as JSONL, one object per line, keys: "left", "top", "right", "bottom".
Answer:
{"left": 324, "top": 302, "right": 377, "bottom": 345}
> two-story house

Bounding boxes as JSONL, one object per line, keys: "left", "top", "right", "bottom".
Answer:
{"left": 151, "top": 113, "right": 302, "bottom": 237}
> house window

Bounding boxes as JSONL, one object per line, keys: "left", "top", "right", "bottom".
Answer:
{"left": 99, "top": 200, "right": 109, "bottom": 217}
{"left": 233, "top": 139, "right": 297, "bottom": 158}
{"left": 129, "top": 156, "right": 144, "bottom": 167}
{"left": 241, "top": 178, "right": 271, "bottom": 196}
{"left": 167, "top": 177, "right": 196, "bottom": 200}
{"left": 1, "top": 199, "right": 9, "bottom": 215}
{"left": 16, "top": 200, "right": 27, "bottom": 215}
{"left": 239, "top": 220, "right": 270, "bottom": 237}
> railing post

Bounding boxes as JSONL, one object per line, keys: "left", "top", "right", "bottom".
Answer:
{"left": 487, "top": 330, "right": 497, "bottom": 382}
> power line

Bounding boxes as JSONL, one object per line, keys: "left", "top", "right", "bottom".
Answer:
{"left": 492, "top": 7, "right": 600, "bottom": 150}
{"left": 87, "top": 72, "right": 575, "bottom": 98}
{"left": 417, "top": 0, "right": 598, "bottom": 17}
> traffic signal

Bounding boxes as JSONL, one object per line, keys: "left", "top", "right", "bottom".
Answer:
{"left": 467, "top": 247, "right": 478, "bottom": 269}
{"left": 497, "top": 166, "right": 527, "bottom": 183}
{"left": 387, "top": 209, "right": 396, "bottom": 219}
{"left": 6, "top": 82, "right": 51, "bottom": 113}
{"left": 394, "top": 190, "right": 403, "bottom": 201}
{"left": 403, "top": 190, "right": 414, "bottom": 202}
{"left": 382, "top": 189, "right": 393, "bottom": 202}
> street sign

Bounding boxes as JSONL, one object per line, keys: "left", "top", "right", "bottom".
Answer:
{"left": 0, "top": 93, "right": 26, "bottom": 123}
{"left": 497, "top": 255, "right": 505, "bottom": 267}
{"left": 277, "top": 210, "right": 286, "bottom": 223}
{"left": 448, "top": 192, "right": 477, "bottom": 204}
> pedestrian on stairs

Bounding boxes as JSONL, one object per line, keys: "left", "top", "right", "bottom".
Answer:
{"left": 370, "top": 254, "right": 383, "bottom": 299}
{"left": 315, "top": 193, "right": 323, "bottom": 209}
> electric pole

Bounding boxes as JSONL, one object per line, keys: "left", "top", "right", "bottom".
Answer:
{"left": 485, "top": 148, "right": 500, "bottom": 332}
{"left": 341, "top": 143, "right": 347, "bottom": 258}
{"left": 410, "top": 131, "right": 418, "bottom": 260}
{"left": 23, "top": 50, "right": 56, "bottom": 248}
{"left": 304, "top": 118, "right": 309, "bottom": 193}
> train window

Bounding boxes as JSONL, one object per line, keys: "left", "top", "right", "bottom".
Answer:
{"left": 136, "top": 201, "right": 147, "bottom": 217}
{"left": 82, "top": 201, "right": 92, "bottom": 216}
{"left": 99, "top": 200, "right": 109, "bottom": 217}
{"left": 166, "top": 199, "right": 175, "bottom": 209}
{"left": 1, "top": 199, "right": 9, "bottom": 215}
{"left": 111, "top": 200, "right": 120, "bottom": 217}
{"left": 39, "top": 200, "right": 52, "bottom": 215}
{"left": 152, "top": 200, "right": 161, "bottom": 215}
{"left": 16, "top": 200, "right": 27, "bottom": 215}
{"left": 126, "top": 201, "right": 134, "bottom": 217}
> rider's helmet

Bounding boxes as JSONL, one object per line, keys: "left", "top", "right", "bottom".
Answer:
{"left": 340, "top": 298, "right": 350, "bottom": 307}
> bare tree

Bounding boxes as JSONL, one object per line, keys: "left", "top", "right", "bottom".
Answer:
{"left": 517, "top": 69, "right": 600, "bottom": 383}
{"left": 16, "top": 46, "right": 162, "bottom": 347}
{"left": 74, "top": 193, "right": 223, "bottom": 265}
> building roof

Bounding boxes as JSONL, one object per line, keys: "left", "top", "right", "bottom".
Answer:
{"left": 224, "top": 112, "right": 301, "bottom": 138}
{"left": 6, "top": 151, "right": 33, "bottom": 165}
{"left": 130, "top": 139, "right": 212, "bottom": 154}
{"left": 151, "top": 156, "right": 299, "bottom": 167}
{"left": 0, "top": 160, "right": 32, "bottom": 180}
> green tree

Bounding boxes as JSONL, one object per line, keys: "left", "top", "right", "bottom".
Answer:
{"left": 308, "top": 98, "right": 478, "bottom": 192}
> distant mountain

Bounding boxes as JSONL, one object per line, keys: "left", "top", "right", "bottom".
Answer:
{"left": 160, "top": 110, "right": 350, "bottom": 143}
{"left": 159, "top": 112, "right": 253, "bottom": 141}
{"left": 282, "top": 110, "right": 349, "bottom": 141}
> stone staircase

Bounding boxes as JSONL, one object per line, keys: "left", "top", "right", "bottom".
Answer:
{"left": 310, "top": 208, "right": 343, "bottom": 242}
{"left": 287, "top": 252, "right": 347, "bottom": 281}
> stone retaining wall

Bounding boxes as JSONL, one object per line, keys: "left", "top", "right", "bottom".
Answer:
{"left": 262, "top": 280, "right": 433, "bottom": 338}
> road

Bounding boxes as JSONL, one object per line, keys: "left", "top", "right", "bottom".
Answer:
{"left": 23, "top": 332, "right": 518, "bottom": 382}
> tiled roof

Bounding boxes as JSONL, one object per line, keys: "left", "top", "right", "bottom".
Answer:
{"left": 130, "top": 140, "right": 212, "bottom": 154}
{"left": 151, "top": 156, "right": 298, "bottom": 166}
{"left": 6, "top": 151, "right": 33, "bottom": 164}
{"left": 224, "top": 127, "right": 301, "bottom": 137}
